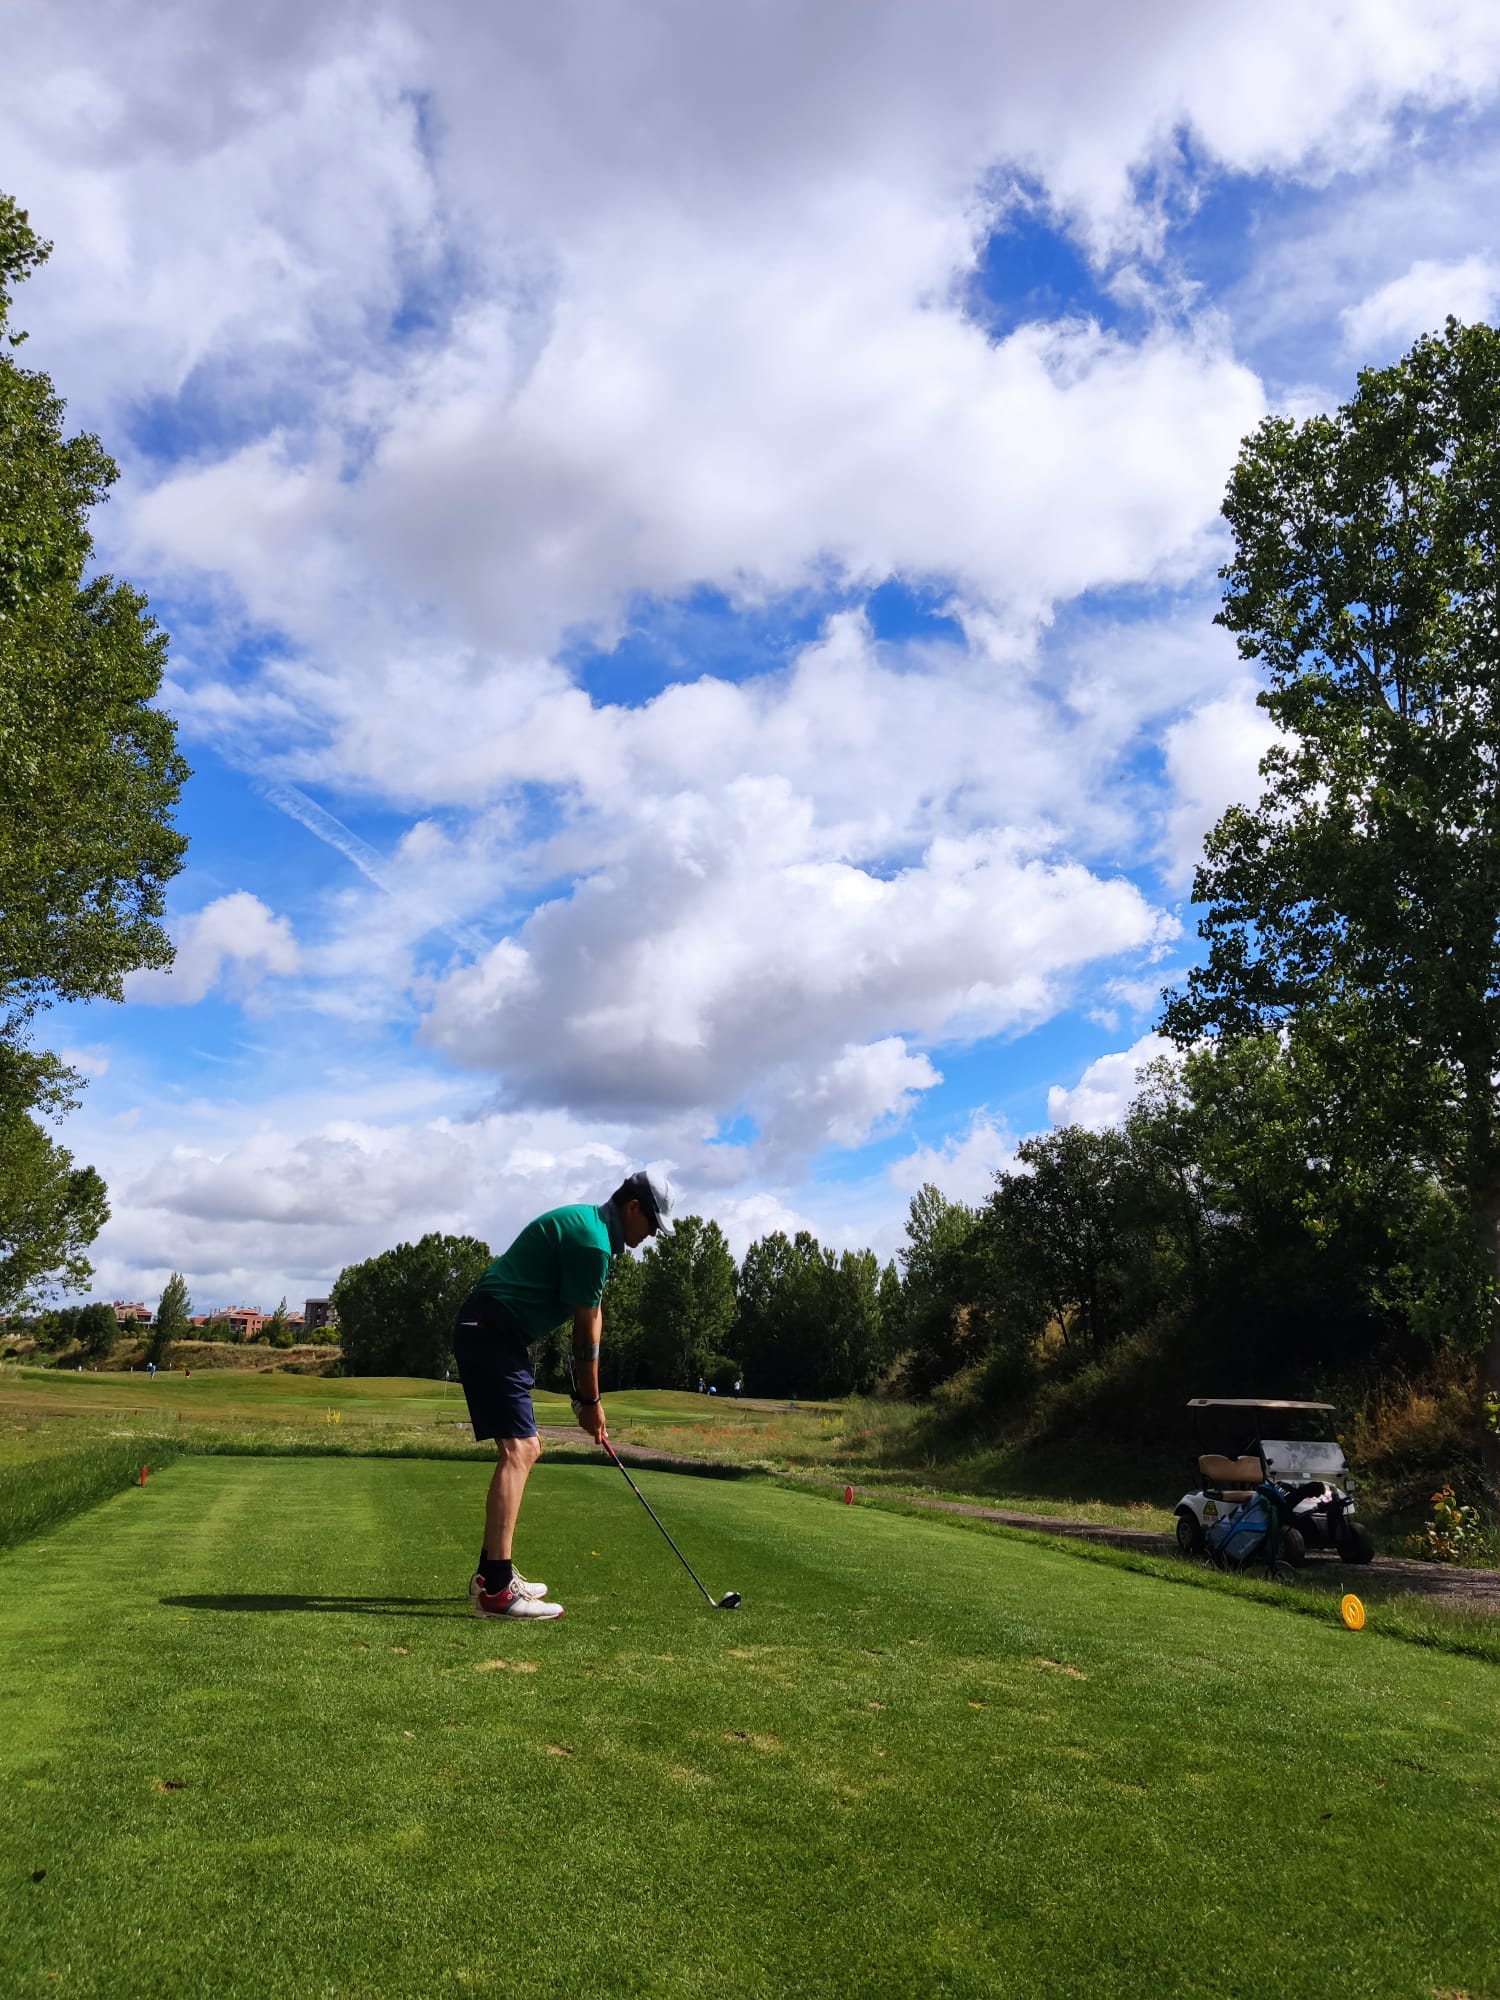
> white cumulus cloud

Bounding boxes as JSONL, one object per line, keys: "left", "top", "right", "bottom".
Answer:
{"left": 1341, "top": 253, "right": 1500, "bottom": 355}
{"left": 124, "top": 892, "right": 300, "bottom": 1007}
{"left": 1047, "top": 1032, "right": 1177, "bottom": 1130}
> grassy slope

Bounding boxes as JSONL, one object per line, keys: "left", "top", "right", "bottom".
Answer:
{"left": 3, "top": 1455, "right": 1498, "bottom": 2000}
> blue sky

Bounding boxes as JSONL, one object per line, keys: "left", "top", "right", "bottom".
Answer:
{"left": 8, "top": 1, "right": 1500, "bottom": 1310}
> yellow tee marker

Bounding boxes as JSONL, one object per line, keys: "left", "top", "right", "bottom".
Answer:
{"left": 1339, "top": 1593, "right": 1365, "bottom": 1632}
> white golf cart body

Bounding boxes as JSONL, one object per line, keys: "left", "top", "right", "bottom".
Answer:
{"left": 1174, "top": 1399, "right": 1368, "bottom": 1559}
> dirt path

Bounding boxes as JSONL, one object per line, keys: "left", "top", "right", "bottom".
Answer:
{"left": 541, "top": 1428, "right": 1500, "bottom": 1604}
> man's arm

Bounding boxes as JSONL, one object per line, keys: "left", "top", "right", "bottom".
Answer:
{"left": 570, "top": 1305, "right": 607, "bottom": 1441}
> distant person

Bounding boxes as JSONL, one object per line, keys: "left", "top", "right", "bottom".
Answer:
{"left": 733, "top": 1378, "right": 742, "bottom": 1398}
{"left": 697, "top": 1375, "right": 706, "bottom": 1395}
{"left": 453, "top": 1171, "right": 670, "bottom": 1622}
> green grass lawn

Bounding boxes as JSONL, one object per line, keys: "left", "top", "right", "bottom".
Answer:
{"left": 2, "top": 1455, "right": 1498, "bottom": 1999}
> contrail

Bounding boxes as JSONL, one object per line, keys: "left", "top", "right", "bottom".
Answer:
{"left": 256, "top": 780, "right": 490, "bottom": 957}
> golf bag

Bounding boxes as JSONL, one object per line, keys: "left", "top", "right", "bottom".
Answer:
{"left": 1204, "top": 1488, "right": 1275, "bottom": 1569}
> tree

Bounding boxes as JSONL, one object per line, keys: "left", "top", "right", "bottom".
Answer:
{"left": 636, "top": 1217, "right": 738, "bottom": 1387}
{"left": 731, "top": 1229, "right": 887, "bottom": 1398}
{"left": 823, "top": 1247, "right": 883, "bottom": 1396}
{"left": 895, "top": 1185, "right": 979, "bottom": 1392}
{"left": 149, "top": 1272, "right": 190, "bottom": 1368}
{"left": 0, "top": 196, "right": 189, "bottom": 1040}
{"left": 1161, "top": 319, "right": 1500, "bottom": 1485}
{"left": 332, "top": 1233, "right": 490, "bottom": 1377}
{"left": 0, "top": 1063, "right": 107, "bottom": 1314}
{"left": 876, "top": 1259, "right": 905, "bottom": 1378}
{"left": 992, "top": 1128, "right": 1140, "bottom": 1353}
{"left": 265, "top": 1297, "right": 293, "bottom": 1348}
{"left": 0, "top": 192, "right": 189, "bottom": 1299}
{"left": 75, "top": 1300, "right": 118, "bottom": 1359}
{"left": 599, "top": 1251, "right": 648, "bottom": 1389}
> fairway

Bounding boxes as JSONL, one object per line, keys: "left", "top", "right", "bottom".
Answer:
{"left": 3, "top": 1459, "right": 1498, "bottom": 1999}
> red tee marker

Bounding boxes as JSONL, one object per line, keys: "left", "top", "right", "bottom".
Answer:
{"left": 843, "top": 1485, "right": 854, "bottom": 1505}
{"left": 140, "top": 1465, "right": 148, "bottom": 1485}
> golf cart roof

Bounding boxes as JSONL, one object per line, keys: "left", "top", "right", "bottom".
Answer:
{"left": 1189, "top": 1399, "right": 1341, "bottom": 1460}
{"left": 1186, "top": 1399, "right": 1334, "bottom": 1412}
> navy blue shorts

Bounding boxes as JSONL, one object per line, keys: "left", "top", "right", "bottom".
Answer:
{"left": 452, "top": 1292, "right": 537, "bottom": 1442}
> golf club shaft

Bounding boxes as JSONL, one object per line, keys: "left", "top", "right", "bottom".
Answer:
{"left": 602, "top": 1442, "right": 716, "bottom": 1605}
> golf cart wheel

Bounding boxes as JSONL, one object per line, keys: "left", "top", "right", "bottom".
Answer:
{"left": 1175, "top": 1509, "right": 1205, "bottom": 1556}
{"left": 1280, "top": 1525, "right": 1307, "bottom": 1568}
{"left": 1337, "top": 1521, "right": 1375, "bottom": 1565}
{"left": 1261, "top": 1557, "right": 1296, "bottom": 1586}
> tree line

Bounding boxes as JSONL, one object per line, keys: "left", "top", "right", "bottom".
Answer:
{"left": 20, "top": 1277, "right": 336, "bottom": 1367}
{"left": 330, "top": 1220, "right": 911, "bottom": 1396}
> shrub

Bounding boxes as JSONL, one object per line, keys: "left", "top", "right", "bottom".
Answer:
{"left": 1404, "top": 1483, "right": 1487, "bottom": 1564}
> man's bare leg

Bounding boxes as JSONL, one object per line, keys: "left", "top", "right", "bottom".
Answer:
{"left": 484, "top": 1433, "right": 543, "bottom": 1561}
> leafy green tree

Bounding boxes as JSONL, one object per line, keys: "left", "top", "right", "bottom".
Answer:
{"left": 0, "top": 1061, "right": 107, "bottom": 1314}
{"left": 994, "top": 1128, "right": 1139, "bottom": 1354}
{"left": 734, "top": 1231, "right": 787, "bottom": 1394}
{"left": 824, "top": 1247, "right": 883, "bottom": 1396}
{"left": 732, "top": 1230, "right": 886, "bottom": 1397}
{"left": 637, "top": 1217, "right": 738, "bottom": 1387}
{"left": 0, "top": 196, "right": 188, "bottom": 1042}
{"left": 332, "top": 1233, "right": 490, "bottom": 1378}
{"left": 733, "top": 1230, "right": 818, "bottom": 1396}
{"left": 148, "top": 1272, "right": 190, "bottom": 1368}
{"left": 34, "top": 1305, "right": 77, "bottom": 1349}
{"left": 1161, "top": 318, "right": 1500, "bottom": 1483}
{"left": 876, "top": 1259, "right": 905, "bottom": 1378}
{"left": 599, "top": 1250, "right": 648, "bottom": 1389}
{"left": 0, "top": 193, "right": 188, "bottom": 1300}
{"left": 895, "top": 1184, "right": 979, "bottom": 1392}
{"left": 265, "top": 1297, "right": 293, "bottom": 1348}
{"left": 74, "top": 1300, "right": 118, "bottom": 1359}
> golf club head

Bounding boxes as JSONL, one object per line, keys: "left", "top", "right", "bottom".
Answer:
{"left": 715, "top": 1591, "right": 742, "bottom": 1610}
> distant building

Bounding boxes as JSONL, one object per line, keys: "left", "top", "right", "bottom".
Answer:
{"left": 304, "top": 1297, "right": 335, "bottom": 1333}
{"left": 112, "top": 1301, "right": 151, "bottom": 1322}
{"left": 205, "top": 1307, "right": 266, "bottom": 1340}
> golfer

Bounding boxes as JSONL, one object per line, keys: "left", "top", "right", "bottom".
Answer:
{"left": 455, "top": 1170, "right": 670, "bottom": 1620}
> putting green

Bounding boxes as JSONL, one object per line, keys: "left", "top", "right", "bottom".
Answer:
{"left": 2, "top": 1456, "right": 1496, "bottom": 1998}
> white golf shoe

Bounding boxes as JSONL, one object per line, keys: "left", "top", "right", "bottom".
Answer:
{"left": 474, "top": 1578, "right": 564, "bottom": 1620}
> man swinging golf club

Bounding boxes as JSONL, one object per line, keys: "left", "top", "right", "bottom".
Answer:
{"left": 454, "top": 1170, "right": 670, "bottom": 1620}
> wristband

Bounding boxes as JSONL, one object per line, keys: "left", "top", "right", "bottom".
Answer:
{"left": 571, "top": 1394, "right": 601, "bottom": 1409}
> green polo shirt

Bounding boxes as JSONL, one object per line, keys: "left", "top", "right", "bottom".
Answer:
{"left": 472, "top": 1203, "right": 619, "bottom": 1343}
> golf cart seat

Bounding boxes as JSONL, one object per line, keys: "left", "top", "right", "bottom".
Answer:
{"left": 1198, "top": 1454, "right": 1263, "bottom": 1501}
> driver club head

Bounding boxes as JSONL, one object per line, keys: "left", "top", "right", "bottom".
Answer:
{"left": 715, "top": 1591, "right": 742, "bottom": 1610}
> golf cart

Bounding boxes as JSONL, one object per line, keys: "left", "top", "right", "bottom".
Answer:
{"left": 1173, "top": 1399, "right": 1375, "bottom": 1568}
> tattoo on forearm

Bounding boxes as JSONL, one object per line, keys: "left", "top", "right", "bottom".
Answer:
{"left": 572, "top": 1335, "right": 600, "bottom": 1362}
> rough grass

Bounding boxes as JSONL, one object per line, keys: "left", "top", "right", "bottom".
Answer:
{"left": 0, "top": 1426, "right": 185, "bottom": 1555}
{"left": 3, "top": 1455, "right": 1498, "bottom": 1999}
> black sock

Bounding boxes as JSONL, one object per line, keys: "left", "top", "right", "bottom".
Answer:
{"left": 482, "top": 1557, "right": 514, "bottom": 1593}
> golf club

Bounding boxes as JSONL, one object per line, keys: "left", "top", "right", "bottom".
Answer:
{"left": 602, "top": 1440, "right": 741, "bottom": 1609}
